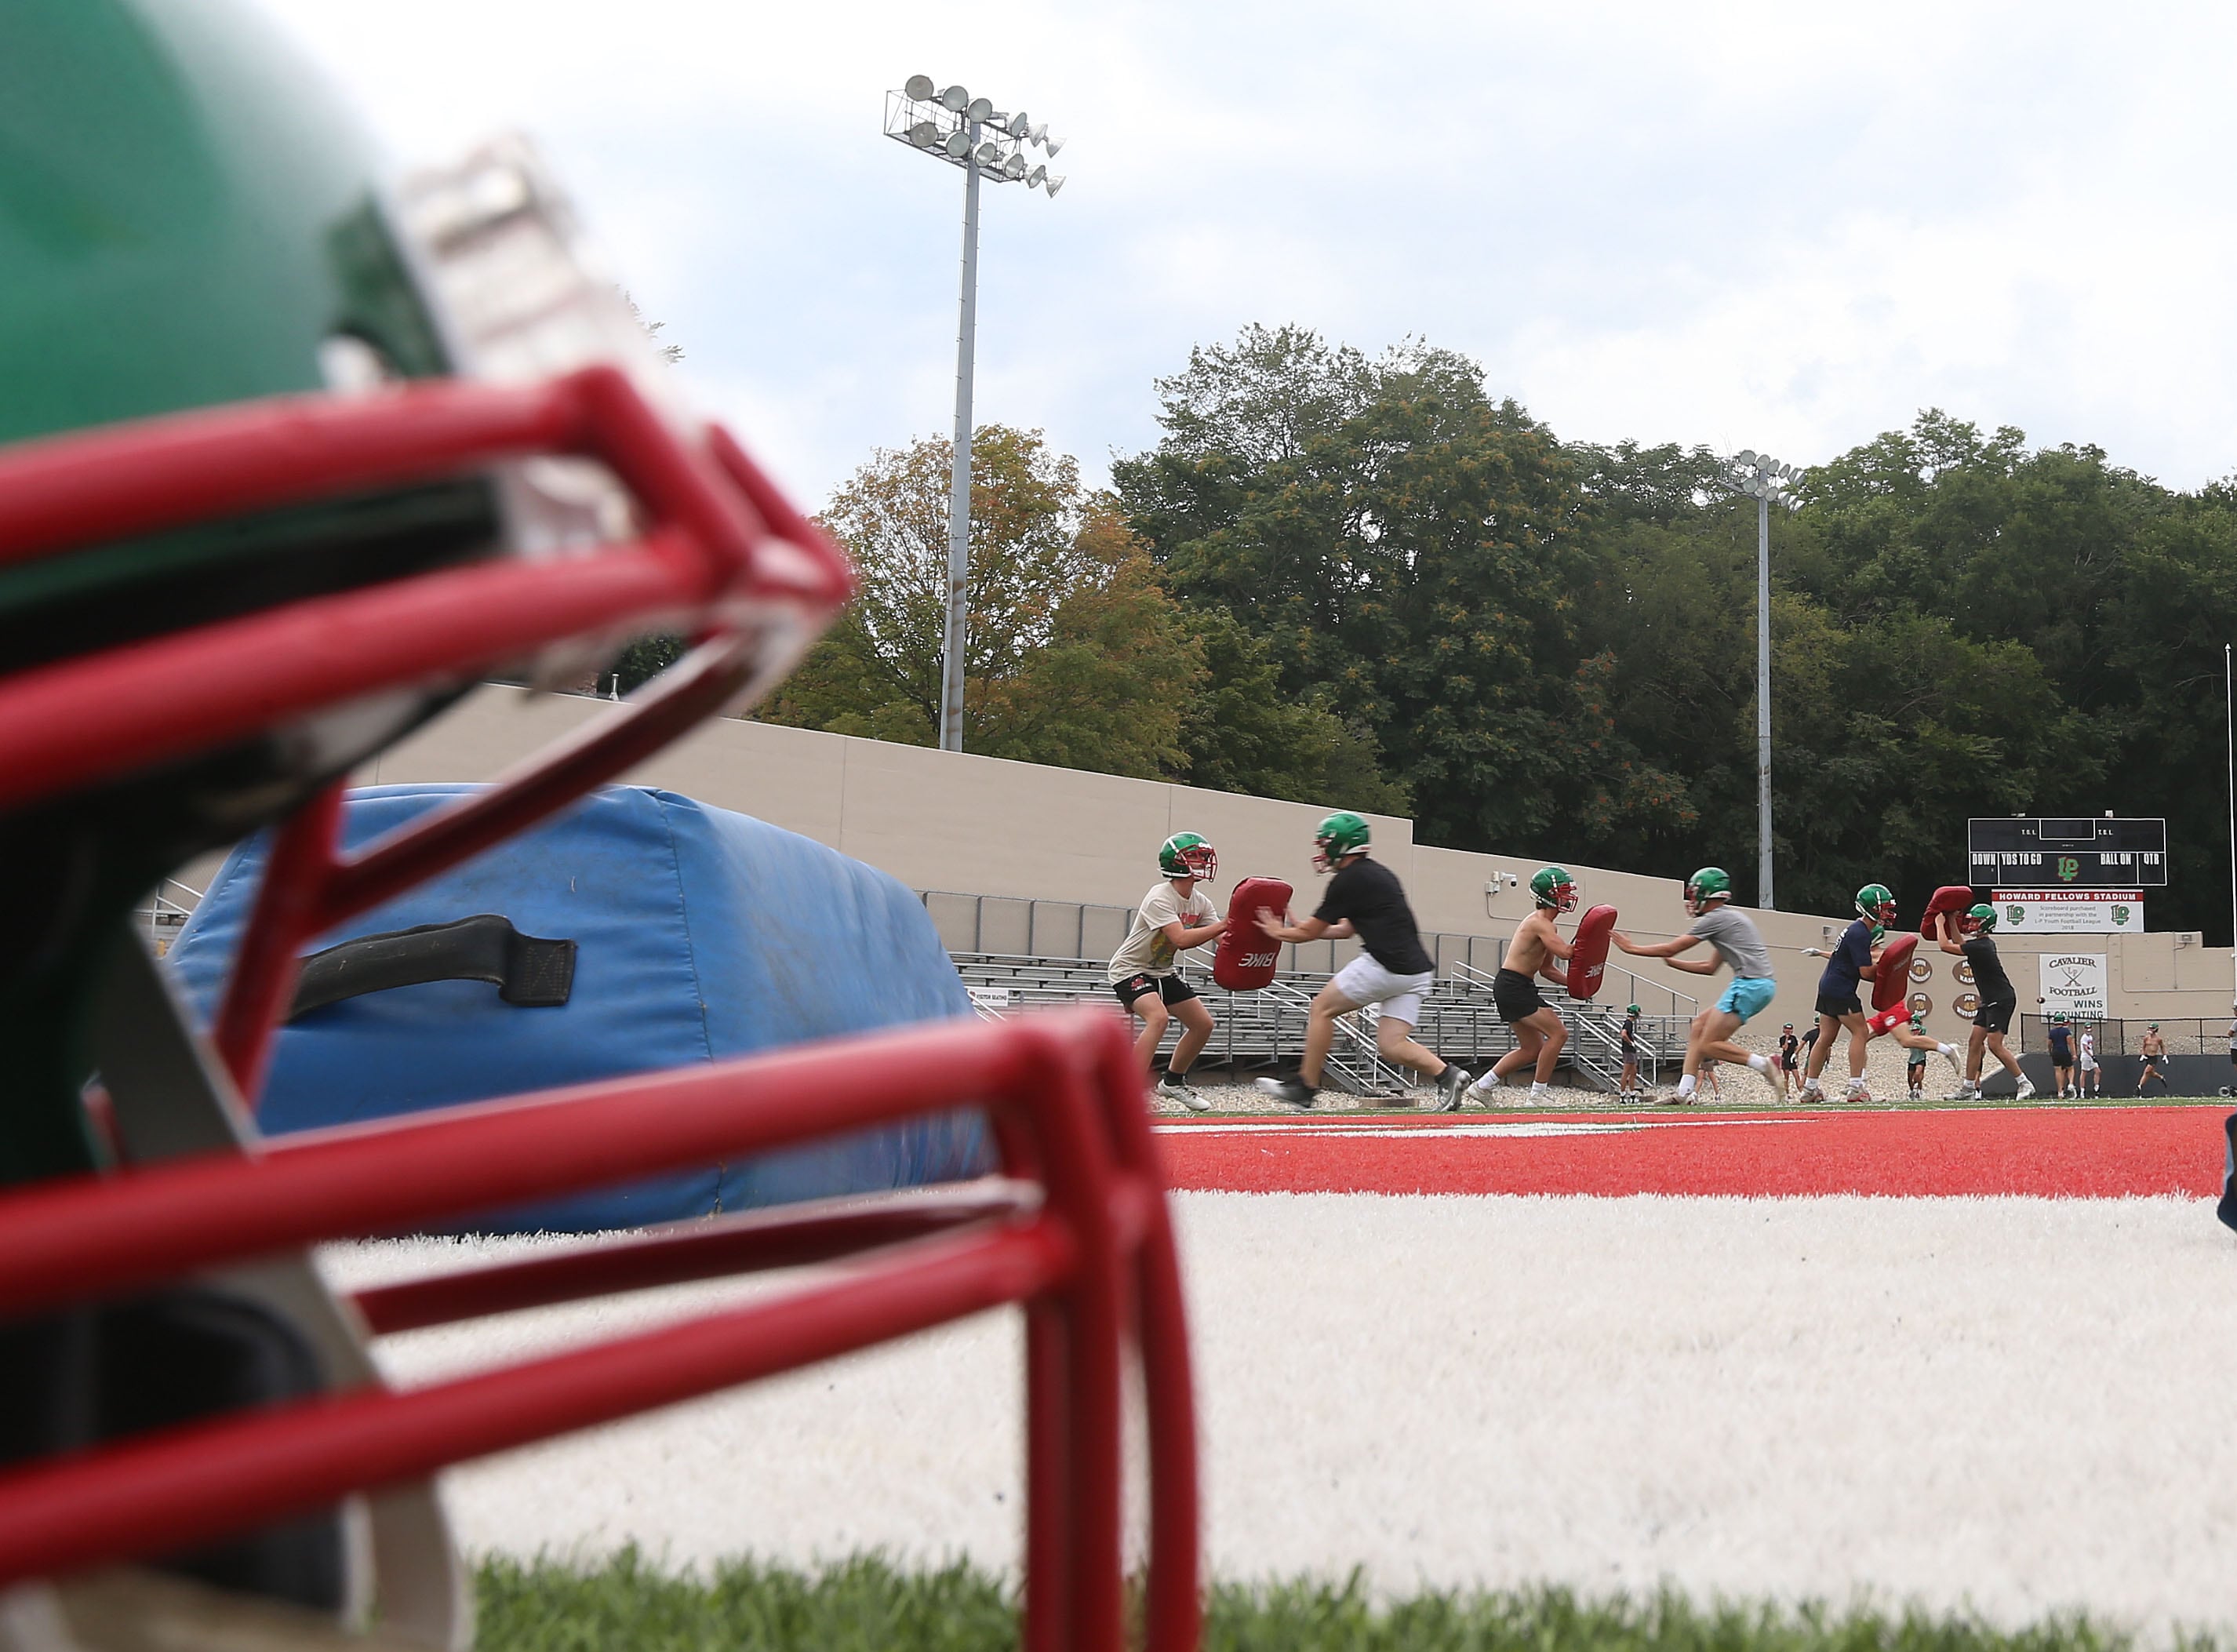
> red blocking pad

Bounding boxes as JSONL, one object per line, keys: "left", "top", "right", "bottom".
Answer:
{"left": 1921, "top": 884, "right": 1974, "bottom": 941}
{"left": 1564, "top": 904, "right": 1617, "bottom": 1000}
{"left": 1872, "top": 931, "right": 1918, "bottom": 1013}
{"left": 1212, "top": 876, "right": 1292, "bottom": 992}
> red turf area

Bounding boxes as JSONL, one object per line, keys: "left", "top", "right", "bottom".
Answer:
{"left": 1155, "top": 1105, "right": 2230, "bottom": 1197}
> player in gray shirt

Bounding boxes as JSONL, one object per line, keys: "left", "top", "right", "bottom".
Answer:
{"left": 1613, "top": 866, "right": 1782, "bottom": 1102}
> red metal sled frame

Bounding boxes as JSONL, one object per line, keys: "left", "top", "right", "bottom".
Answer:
{"left": 0, "top": 1009, "right": 1200, "bottom": 1652}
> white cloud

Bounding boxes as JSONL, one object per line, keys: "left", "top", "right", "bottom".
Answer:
{"left": 250, "top": 0, "right": 2237, "bottom": 504}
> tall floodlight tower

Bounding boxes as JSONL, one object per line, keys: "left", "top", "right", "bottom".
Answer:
{"left": 885, "top": 75, "right": 1067, "bottom": 753}
{"left": 1728, "top": 451, "right": 1802, "bottom": 908}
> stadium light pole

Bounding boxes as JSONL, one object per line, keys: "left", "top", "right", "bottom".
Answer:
{"left": 2225, "top": 642, "right": 2235, "bottom": 1002}
{"left": 1728, "top": 452, "right": 1802, "bottom": 909}
{"left": 884, "top": 76, "right": 1067, "bottom": 753}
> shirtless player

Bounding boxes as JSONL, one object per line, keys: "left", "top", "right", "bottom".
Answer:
{"left": 1466, "top": 865, "right": 1578, "bottom": 1106}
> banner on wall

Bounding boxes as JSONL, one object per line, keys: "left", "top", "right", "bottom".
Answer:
{"left": 1991, "top": 890, "right": 2144, "bottom": 933}
{"left": 2037, "top": 953, "right": 2109, "bottom": 1019}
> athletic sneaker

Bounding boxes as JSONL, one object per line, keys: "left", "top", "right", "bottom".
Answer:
{"left": 1954, "top": 1081, "right": 1978, "bottom": 1101}
{"left": 2015, "top": 1075, "right": 2037, "bottom": 1101}
{"left": 1157, "top": 1072, "right": 1211, "bottom": 1112}
{"left": 1431, "top": 1063, "right": 1471, "bottom": 1112}
{"left": 1253, "top": 1075, "right": 1316, "bottom": 1111}
{"left": 1942, "top": 1046, "right": 1963, "bottom": 1077}
{"left": 1465, "top": 1072, "right": 1503, "bottom": 1104}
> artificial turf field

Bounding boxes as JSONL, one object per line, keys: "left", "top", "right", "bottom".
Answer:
{"left": 1154, "top": 1097, "right": 2232, "bottom": 1197}
{"left": 355, "top": 1098, "right": 2237, "bottom": 1650}
{"left": 475, "top": 1549, "right": 2217, "bottom": 1652}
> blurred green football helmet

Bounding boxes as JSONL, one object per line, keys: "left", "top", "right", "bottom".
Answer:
{"left": 1311, "top": 810, "right": 1370, "bottom": 871}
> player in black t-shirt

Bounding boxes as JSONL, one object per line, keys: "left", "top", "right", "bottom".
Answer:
{"left": 1619, "top": 1004, "right": 1642, "bottom": 1104}
{"left": 1252, "top": 810, "right": 1471, "bottom": 1112}
{"left": 1776, "top": 1024, "right": 1799, "bottom": 1101}
{"left": 1937, "top": 903, "right": 2035, "bottom": 1101}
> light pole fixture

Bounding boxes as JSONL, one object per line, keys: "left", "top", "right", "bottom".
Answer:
{"left": 1728, "top": 450, "right": 1802, "bottom": 910}
{"left": 886, "top": 75, "right": 1067, "bottom": 754}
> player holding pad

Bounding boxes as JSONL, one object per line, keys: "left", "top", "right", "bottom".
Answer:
{"left": 1466, "top": 865, "right": 1584, "bottom": 1104}
{"left": 1108, "top": 832, "right": 1228, "bottom": 1108}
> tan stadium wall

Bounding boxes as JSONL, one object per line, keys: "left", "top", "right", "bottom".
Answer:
{"left": 286, "top": 685, "right": 2237, "bottom": 1047}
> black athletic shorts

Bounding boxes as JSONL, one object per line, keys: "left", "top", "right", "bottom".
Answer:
{"left": 1973, "top": 995, "right": 2015, "bottom": 1035}
{"left": 1815, "top": 991, "right": 1864, "bottom": 1019}
{"left": 1493, "top": 967, "right": 1548, "bottom": 1024}
{"left": 1111, "top": 972, "right": 1198, "bottom": 1010}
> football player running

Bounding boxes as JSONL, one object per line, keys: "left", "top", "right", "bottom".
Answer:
{"left": 1798, "top": 882, "right": 1896, "bottom": 1102}
{"left": 1940, "top": 903, "right": 2035, "bottom": 1100}
{"left": 1610, "top": 866, "right": 1781, "bottom": 1103}
{"left": 1108, "top": 832, "right": 1227, "bottom": 1108}
{"left": 1466, "top": 865, "right": 1582, "bottom": 1106}
{"left": 1253, "top": 813, "right": 1471, "bottom": 1112}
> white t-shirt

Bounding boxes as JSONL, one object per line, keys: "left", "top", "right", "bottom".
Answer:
{"left": 2079, "top": 1032, "right": 2097, "bottom": 1066}
{"left": 1107, "top": 882, "right": 1217, "bottom": 984}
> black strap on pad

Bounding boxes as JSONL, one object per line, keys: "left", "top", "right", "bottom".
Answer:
{"left": 286, "top": 914, "right": 576, "bottom": 1021}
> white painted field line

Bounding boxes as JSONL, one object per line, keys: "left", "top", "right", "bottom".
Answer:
{"left": 323, "top": 1194, "right": 2237, "bottom": 1639}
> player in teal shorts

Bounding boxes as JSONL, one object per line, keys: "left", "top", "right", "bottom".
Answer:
{"left": 1612, "top": 867, "right": 1781, "bottom": 1102}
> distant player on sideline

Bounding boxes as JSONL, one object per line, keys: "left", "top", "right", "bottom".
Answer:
{"left": 1466, "top": 866, "right": 1582, "bottom": 1106}
{"left": 1619, "top": 1004, "right": 1642, "bottom": 1104}
{"left": 2046, "top": 1013, "right": 2077, "bottom": 1097}
{"left": 2079, "top": 1025, "right": 2101, "bottom": 1097}
{"left": 1777, "top": 1024, "right": 1800, "bottom": 1100}
{"left": 1608, "top": 866, "right": 1781, "bottom": 1103}
{"left": 1108, "top": 832, "right": 1227, "bottom": 1110}
{"left": 1798, "top": 883, "right": 1897, "bottom": 1103}
{"left": 2137, "top": 1024, "right": 2170, "bottom": 1097}
{"left": 1252, "top": 812, "right": 1471, "bottom": 1112}
{"left": 1904, "top": 1013, "right": 1930, "bottom": 1101}
{"left": 1940, "top": 903, "right": 2035, "bottom": 1101}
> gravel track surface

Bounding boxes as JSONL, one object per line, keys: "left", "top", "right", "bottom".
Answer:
{"left": 326, "top": 1192, "right": 2237, "bottom": 1639}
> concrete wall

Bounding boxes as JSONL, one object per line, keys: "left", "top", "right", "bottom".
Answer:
{"left": 314, "top": 686, "right": 2237, "bottom": 1051}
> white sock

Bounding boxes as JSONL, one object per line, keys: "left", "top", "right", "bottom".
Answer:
{"left": 1530, "top": 1080, "right": 1548, "bottom": 1097}
{"left": 1846, "top": 1075, "right": 1868, "bottom": 1090}
{"left": 1470, "top": 1069, "right": 1501, "bottom": 1090}
{"left": 1747, "top": 1053, "right": 1770, "bottom": 1073}
{"left": 1676, "top": 1073, "right": 1697, "bottom": 1097}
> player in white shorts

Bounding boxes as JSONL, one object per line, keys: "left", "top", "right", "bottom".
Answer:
{"left": 1252, "top": 811, "right": 1471, "bottom": 1112}
{"left": 2078, "top": 1027, "right": 2101, "bottom": 1097}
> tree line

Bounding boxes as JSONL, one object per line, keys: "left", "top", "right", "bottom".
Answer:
{"left": 740, "top": 322, "right": 2237, "bottom": 941}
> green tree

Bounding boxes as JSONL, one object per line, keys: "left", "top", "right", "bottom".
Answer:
{"left": 757, "top": 427, "right": 1202, "bottom": 780}
{"left": 1115, "top": 324, "right": 1684, "bottom": 853}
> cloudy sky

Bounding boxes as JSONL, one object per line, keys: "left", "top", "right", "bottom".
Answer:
{"left": 253, "top": 0, "right": 2237, "bottom": 508}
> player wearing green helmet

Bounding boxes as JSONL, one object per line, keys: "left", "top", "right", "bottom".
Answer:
{"left": 1618, "top": 1003, "right": 1643, "bottom": 1102}
{"left": 1611, "top": 865, "right": 1782, "bottom": 1102}
{"left": 1797, "top": 879, "right": 1901, "bottom": 1102}
{"left": 1310, "top": 810, "right": 1372, "bottom": 873}
{"left": 1108, "top": 832, "right": 1229, "bottom": 1108}
{"left": 1254, "top": 811, "right": 1471, "bottom": 1111}
{"left": 1904, "top": 1011, "right": 1932, "bottom": 1101}
{"left": 1464, "top": 868, "right": 1592, "bottom": 1104}
{"left": 1937, "top": 901, "right": 2033, "bottom": 1101}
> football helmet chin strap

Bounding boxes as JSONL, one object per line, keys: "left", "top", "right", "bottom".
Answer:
{"left": 0, "top": 365, "right": 1199, "bottom": 1652}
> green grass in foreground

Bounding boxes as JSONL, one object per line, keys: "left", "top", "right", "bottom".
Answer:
{"left": 474, "top": 1550, "right": 2224, "bottom": 1652}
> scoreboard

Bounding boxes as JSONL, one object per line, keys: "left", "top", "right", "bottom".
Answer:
{"left": 1966, "top": 817, "right": 2167, "bottom": 889}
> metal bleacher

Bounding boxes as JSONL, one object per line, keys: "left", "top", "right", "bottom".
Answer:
{"left": 949, "top": 942, "right": 1690, "bottom": 1101}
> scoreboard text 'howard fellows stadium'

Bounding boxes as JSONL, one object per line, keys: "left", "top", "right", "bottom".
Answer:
{"left": 1966, "top": 817, "right": 2168, "bottom": 888}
